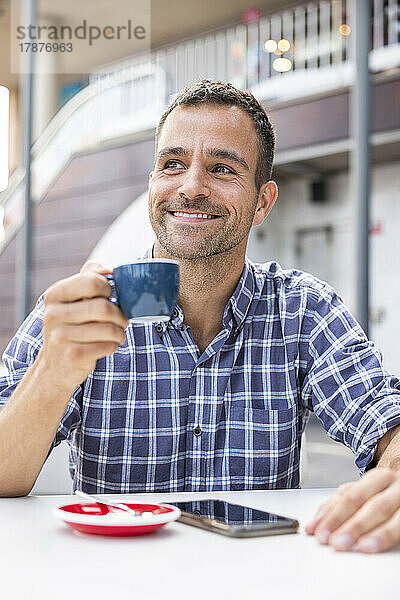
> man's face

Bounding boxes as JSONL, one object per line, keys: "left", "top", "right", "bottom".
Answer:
{"left": 148, "top": 103, "right": 271, "bottom": 260}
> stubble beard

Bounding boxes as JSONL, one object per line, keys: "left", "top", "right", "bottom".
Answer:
{"left": 149, "top": 207, "right": 256, "bottom": 261}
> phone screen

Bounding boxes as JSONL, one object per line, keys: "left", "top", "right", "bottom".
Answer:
{"left": 169, "top": 499, "right": 299, "bottom": 537}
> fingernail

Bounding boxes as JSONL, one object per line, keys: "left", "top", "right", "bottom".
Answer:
{"left": 316, "top": 528, "right": 330, "bottom": 544}
{"left": 332, "top": 532, "right": 354, "bottom": 551}
{"left": 358, "top": 537, "right": 380, "bottom": 553}
{"left": 306, "top": 517, "right": 317, "bottom": 528}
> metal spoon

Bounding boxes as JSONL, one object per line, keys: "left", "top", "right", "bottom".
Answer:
{"left": 75, "top": 489, "right": 140, "bottom": 517}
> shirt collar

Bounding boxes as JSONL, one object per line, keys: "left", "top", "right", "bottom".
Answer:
{"left": 142, "top": 246, "right": 154, "bottom": 259}
{"left": 141, "top": 247, "right": 255, "bottom": 332}
{"left": 224, "top": 257, "right": 255, "bottom": 330}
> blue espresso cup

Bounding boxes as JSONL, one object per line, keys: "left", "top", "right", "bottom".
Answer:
{"left": 104, "top": 259, "right": 180, "bottom": 323}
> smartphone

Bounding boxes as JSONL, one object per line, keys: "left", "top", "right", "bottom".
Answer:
{"left": 169, "top": 499, "right": 299, "bottom": 538}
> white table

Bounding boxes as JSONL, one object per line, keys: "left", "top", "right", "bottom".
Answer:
{"left": 1, "top": 489, "right": 398, "bottom": 600}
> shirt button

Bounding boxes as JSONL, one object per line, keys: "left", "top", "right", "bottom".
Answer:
{"left": 193, "top": 510, "right": 201, "bottom": 516}
{"left": 173, "top": 308, "right": 179, "bottom": 318}
{"left": 193, "top": 426, "right": 202, "bottom": 437}
{"left": 155, "top": 324, "right": 163, "bottom": 333}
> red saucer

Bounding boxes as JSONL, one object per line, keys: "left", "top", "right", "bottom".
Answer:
{"left": 53, "top": 502, "right": 181, "bottom": 537}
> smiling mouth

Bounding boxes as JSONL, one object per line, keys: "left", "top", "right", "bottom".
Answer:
{"left": 168, "top": 211, "right": 222, "bottom": 221}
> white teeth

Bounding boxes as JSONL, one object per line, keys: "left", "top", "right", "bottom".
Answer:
{"left": 172, "top": 212, "right": 214, "bottom": 219}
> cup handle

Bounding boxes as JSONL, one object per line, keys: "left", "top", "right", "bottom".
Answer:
{"left": 103, "top": 274, "right": 119, "bottom": 306}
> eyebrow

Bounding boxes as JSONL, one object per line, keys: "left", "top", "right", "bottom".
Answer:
{"left": 156, "top": 146, "right": 188, "bottom": 161}
{"left": 207, "top": 148, "right": 249, "bottom": 171}
{"left": 156, "top": 146, "right": 249, "bottom": 171}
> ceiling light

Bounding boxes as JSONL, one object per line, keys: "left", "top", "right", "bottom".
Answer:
{"left": 339, "top": 24, "right": 351, "bottom": 36}
{"left": 272, "top": 57, "right": 292, "bottom": 72}
{"left": 264, "top": 39, "right": 277, "bottom": 53}
{"left": 278, "top": 39, "right": 291, "bottom": 52}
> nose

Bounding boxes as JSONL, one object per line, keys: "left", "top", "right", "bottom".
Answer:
{"left": 178, "top": 163, "right": 210, "bottom": 200}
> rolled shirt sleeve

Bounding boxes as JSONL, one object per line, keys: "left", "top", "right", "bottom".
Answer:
{"left": 0, "top": 296, "right": 82, "bottom": 455}
{"left": 301, "top": 284, "right": 400, "bottom": 475}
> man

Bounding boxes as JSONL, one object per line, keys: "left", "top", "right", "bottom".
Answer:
{"left": 1, "top": 80, "right": 400, "bottom": 554}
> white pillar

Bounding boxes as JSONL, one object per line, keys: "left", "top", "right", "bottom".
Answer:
{"left": 33, "top": 19, "right": 60, "bottom": 140}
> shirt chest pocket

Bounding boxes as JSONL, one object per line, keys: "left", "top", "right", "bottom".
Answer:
{"left": 226, "top": 403, "right": 299, "bottom": 488}
{"left": 228, "top": 364, "right": 299, "bottom": 412}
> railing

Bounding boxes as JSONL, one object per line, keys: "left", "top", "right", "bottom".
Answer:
{"left": 91, "top": 0, "right": 399, "bottom": 94}
{"left": 1, "top": 0, "right": 399, "bottom": 252}
{"left": 92, "top": 0, "right": 351, "bottom": 95}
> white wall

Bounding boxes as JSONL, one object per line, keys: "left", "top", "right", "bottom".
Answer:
{"left": 369, "top": 162, "right": 400, "bottom": 374}
{"left": 89, "top": 190, "right": 155, "bottom": 266}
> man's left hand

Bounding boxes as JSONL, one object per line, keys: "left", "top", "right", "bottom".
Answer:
{"left": 306, "top": 467, "right": 400, "bottom": 553}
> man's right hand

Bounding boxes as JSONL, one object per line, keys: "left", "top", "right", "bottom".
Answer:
{"left": 38, "top": 261, "right": 129, "bottom": 390}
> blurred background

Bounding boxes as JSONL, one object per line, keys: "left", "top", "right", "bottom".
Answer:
{"left": 0, "top": 0, "right": 399, "bottom": 492}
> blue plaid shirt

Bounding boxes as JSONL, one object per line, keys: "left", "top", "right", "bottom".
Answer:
{"left": 1, "top": 255, "right": 400, "bottom": 493}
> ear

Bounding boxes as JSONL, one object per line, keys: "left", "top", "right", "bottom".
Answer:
{"left": 252, "top": 181, "right": 278, "bottom": 227}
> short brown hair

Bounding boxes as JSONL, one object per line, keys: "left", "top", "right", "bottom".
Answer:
{"left": 155, "top": 79, "right": 275, "bottom": 191}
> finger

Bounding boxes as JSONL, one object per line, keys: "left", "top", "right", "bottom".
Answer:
{"left": 45, "top": 297, "right": 128, "bottom": 329}
{"left": 305, "top": 503, "right": 332, "bottom": 535}
{"left": 68, "top": 341, "right": 122, "bottom": 362}
{"left": 51, "top": 323, "right": 127, "bottom": 346}
{"left": 45, "top": 272, "right": 112, "bottom": 304}
{"left": 305, "top": 483, "right": 353, "bottom": 534}
{"left": 314, "top": 469, "right": 396, "bottom": 545}
{"left": 356, "top": 508, "right": 400, "bottom": 553}
{"left": 80, "top": 261, "right": 113, "bottom": 275}
{"left": 329, "top": 480, "right": 400, "bottom": 551}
